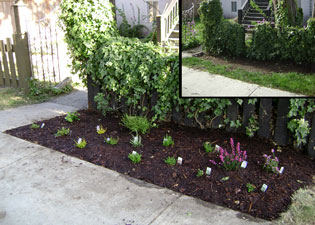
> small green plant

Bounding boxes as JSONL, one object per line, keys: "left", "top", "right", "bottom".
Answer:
{"left": 128, "top": 152, "right": 141, "bottom": 163}
{"left": 30, "top": 123, "right": 40, "bottom": 129}
{"left": 164, "top": 156, "right": 176, "bottom": 166}
{"left": 163, "top": 134, "right": 174, "bottom": 147}
{"left": 75, "top": 138, "right": 87, "bottom": 149}
{"left": 203, "top": 142, "right": 214, "bottom": 153}
{"left": 246, "top": 183, "right": 256, "bottom": 193}
{"left": 121, "top": 114, "right": 151, "bottom": 135}
{"left": 221, "top": 176, "right": 230, "bottom": 181}
{"left": 96, "top": 125, "right": 107, "bottom": 134}
{"left": 55, "top": 127, "right": 70, "bottom": 137}
{"left": 105, "top": 137, "right": 119, "bottom": 145}
{"left": 196, "top": 169, "right": 204, "bottom": 177}
{"left": 130, "top": 135, "right": 142, "bottom": 147}
{"left": 65, "top": 112, "right": 80, "bottom": 123}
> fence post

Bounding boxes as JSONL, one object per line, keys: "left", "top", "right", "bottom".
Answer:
{"left": 13, "top": 33, "right": 32, "bottom": 93}
{"left": 13, "top": 0, "right": 27, "bottom": 34}
{"left": 258, "top": 98, "right": 273, "bottom": 139}
{"left": 307, "top": 111, "right": 315, "bottom": 158}
{"left": 0, "top": 41, "right": 11, "bottom": 86}
{"left": 226, "top": 99, "right": 239, "bottom": 132}
{"left": 242, "top": 99, "right": 255, "bottom": 134}
{"left": 274, "top": 99, "right": 290, "bottom": 146}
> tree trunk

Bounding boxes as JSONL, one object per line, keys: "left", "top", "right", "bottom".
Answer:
{"left": 285, "top": 0, "right": 297, "bottom": 25}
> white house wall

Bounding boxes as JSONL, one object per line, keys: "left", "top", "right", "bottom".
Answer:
{"left": 115, "top": 0, "right": 171, "bottom": 33}
{"left": 300, "top": 0, "right": 313, "bottom": 22}
{"left": 220, "top": 0, "right": 246, "bottom": 18}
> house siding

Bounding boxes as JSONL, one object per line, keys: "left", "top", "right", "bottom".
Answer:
{"left": 220, "top": 0, "right": 245, "bottom": 19}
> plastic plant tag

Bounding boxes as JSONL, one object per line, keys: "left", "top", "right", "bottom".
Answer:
{"left": 134, "top": 136, "right": 139, "bottom": 142}
{"left": 206, "top": 167, "right": 212, "bottom": 176}
{"left": 96, "top": 125, "right": 100, "bottom": 131}
{"left": 132, "top": 151, "right": 137, "bottom": 155}
{"left": 40, "top": 123, "right": 45, "bottom": 128}
{"left": 215, "top": 145, "right": 220, "bottom": 152}
{"left": 241, "top": 161, "right": 248, "bottom": 168}
{"left": 77, "top": 138, "right": 82, "bottom": 144}
{"left": 279, "top": 167, "right": 284, "bottom": 174}
{"left": 106, "top": 137, "right": 110, "bottom": 142}
{"left": 261, "top": 184, "right": 268, "bottom": 192}
{"left": 177, "top": 157, "right": 183, "bottom": 165}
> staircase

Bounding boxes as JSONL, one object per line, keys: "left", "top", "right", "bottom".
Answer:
{"left": 238, "top": 0, "right": 274, "bottom": 32}
{"left": 156, "top": 0, "right": 179, "bottom": 51}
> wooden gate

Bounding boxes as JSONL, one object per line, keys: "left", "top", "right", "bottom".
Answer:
{"left": 0, "top": 33, "right": 32, "bottom": 92}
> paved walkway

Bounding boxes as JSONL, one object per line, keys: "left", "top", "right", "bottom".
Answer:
{"left": 182, "top": 52, "right": 304, "bottom": 97}
{"left": 0, "top": 90, "right": 271, "bottom": 225}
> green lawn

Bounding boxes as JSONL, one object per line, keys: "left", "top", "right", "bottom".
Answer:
{"left": 0, "top": 87, "right": 37, "bottom": 111}
{"left": 182, "top": 57, "right": 315, "bottom": 96}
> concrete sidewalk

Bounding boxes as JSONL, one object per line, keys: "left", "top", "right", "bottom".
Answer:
{"left": 0, "top": 91, "right": 271, "bottom": 225}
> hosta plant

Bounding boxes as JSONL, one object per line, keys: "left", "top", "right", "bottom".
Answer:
{"left": 163, "top": 135, "right": 174, "bottom": 147}
{"left": 75, "top": 138, "right": 86, "bottom": 148}
{"left": 65, "top": 112, "right": 80, "bottom": 123}
{"left": 209, "top": 138, "right": 247, "bottom": 171}
{"left": 263, "top": 149, "right": 280, "bottom": 174}
{"left": 164, "top": 156, "right": 176, "bottom": 166}
{"left": 96, "top": 125, "right": 107, "bottom": 134}
{"left": 128, "top": 152, "right": 141, "bottom": 163}
{"left": 105, "top": 137, "right": 119, "bottom": 145}
{"left": 55, "top": 127, "right": 70, "bottom": 137}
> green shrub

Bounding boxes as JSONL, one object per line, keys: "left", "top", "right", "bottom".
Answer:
{"left": 248, "top": 22, "right": 279, "bottom": 61}
{"left": 91, "top": 36, "right": 179, "bottom": 121}
{"left": 209, "top": 20, "right": 245, "bottom": 57}
{"left": 59, "top": 0, "right": 118, "bottom": 83}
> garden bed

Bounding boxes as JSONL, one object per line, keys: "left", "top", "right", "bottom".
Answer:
{"left": 5, "top": 110, "right": 315, "bottom": 221}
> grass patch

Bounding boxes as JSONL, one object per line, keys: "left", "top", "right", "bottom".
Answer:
{"left": 0, "top": 79, "right": 73, "bottom": 111}
{"left": 182, "top": 57, "right": 315, "bottom": 96}
{"left": 277, "top": 183, "right": 315, "bottom": 225}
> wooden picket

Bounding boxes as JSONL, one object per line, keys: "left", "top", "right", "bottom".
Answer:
{"left": 0, "top": 33, "right": 32, "bottom": 92}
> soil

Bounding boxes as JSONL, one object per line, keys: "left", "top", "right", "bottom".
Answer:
{"left": 6, "top": 110, "right": 315, "bottom": 221}
{"left": 184, "top": 46, "right": 315, "bottom": 75}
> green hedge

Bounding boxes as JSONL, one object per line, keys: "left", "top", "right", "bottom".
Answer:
{"left": 200, "top": 0, "right": 245, "bottom": 57}
{"left": 248, "top": 20, "right": 315, "bottom": 64}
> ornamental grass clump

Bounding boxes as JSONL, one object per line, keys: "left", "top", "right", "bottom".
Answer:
{"left": 263, "top": 149, "right": 280, "bottom": 174}
{"left": 209, "top": 138, "right": 247, "bottom": 171}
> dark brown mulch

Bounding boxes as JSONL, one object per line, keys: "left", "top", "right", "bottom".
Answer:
{"left": 5, "top": 110, "right": 315, "bottom": 221}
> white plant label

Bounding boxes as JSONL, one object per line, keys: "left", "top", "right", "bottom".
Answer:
{"left": 132, "top": 151, "right": 137, "bottom": 155}
{"left": 134, "top": 136, "right": 139, "bottom": 142}
{"left": 177, "top": 157, "right": 183, "bottom": 165}
{"left": 77, "top": 138, "right": 82, "bottom": 144}
{"left": 106, "top": 137, "right": 110, "bottom": 142}
{"left": 279, "top": 167, "right": 284, "bottom": 174}
{"left": 241, "top": 161, "right": 248, "bottom": 168}
{"left": 96, "top": 125, "right": 100, "bottom": 131}
{"left": 261, "top": 184, "right": 268, "bottom": 192}
{"left": 215, "top": 145, "right": 220, "bottom": 152}
{"left": 40, "top": 123, "right": 45, "bottom": 128}
{"left": 206, "top": 167, "right": 212, "bottom": 176}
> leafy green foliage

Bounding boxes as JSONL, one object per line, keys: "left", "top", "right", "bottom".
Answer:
{"left": 28, "top": 78, "right": 73, "bottom": 102}
{"left": 221, "top": 176, "right": 230, "bottom": 181}
{"left": 196, "top": 169, "right": 204, "bottom": 177}
{"left": 75, "top": 138, "right": 87, "bottom": 148}
{"left": 30, "top": 123, "right": 40, "bottom": 129}
{"left": 65, "top": 112, "right": 80, "bottom": 123}
{"left": 121, "top": 114, "right": 151, "bottom": 135}
{"left": 105, "top": 137, "right": 119, "bottom": 145}
{"left": 163, "top": 135, "right": 174, "bottom": 147}
{"left": 246, "top": 183, "right": 256, "bottom": 193}
{"left": 164, "top": 156, "right": 176, "bottom": 166}
{"left": 55, "top": 127, "right": 70, "bottom": 137}
{"left": 246, "top": 115, "right": 259, "bottom": 138}
{"left": 203, "top": 142, "right": 214, "bottom": 153}
{"left": 59, "top": 0, "right": 118, "bottom": 83}
{"left": 128, "top": 152, "right": 141, "bottom": 163}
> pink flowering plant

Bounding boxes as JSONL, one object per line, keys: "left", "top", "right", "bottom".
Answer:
{"left": 209, "top": 138, "right": 247, "bottom": 171}
{"left": 263, "top": 149, "right": 280, "bottom": 174}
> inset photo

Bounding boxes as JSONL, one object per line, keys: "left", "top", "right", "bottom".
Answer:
{"left": 181, "top": 0, "right": 315, "bottom": 97}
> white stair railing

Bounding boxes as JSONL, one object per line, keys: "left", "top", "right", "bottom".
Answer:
{"left": 156, "top": 0, "right": 179, "bottom": 43}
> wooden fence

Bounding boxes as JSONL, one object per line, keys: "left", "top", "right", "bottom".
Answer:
{"left": 87, "top": 84, "right": 315, "bottom": 158}
{"left": 0, "top": 33, "right": 32, "bottom": 92}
